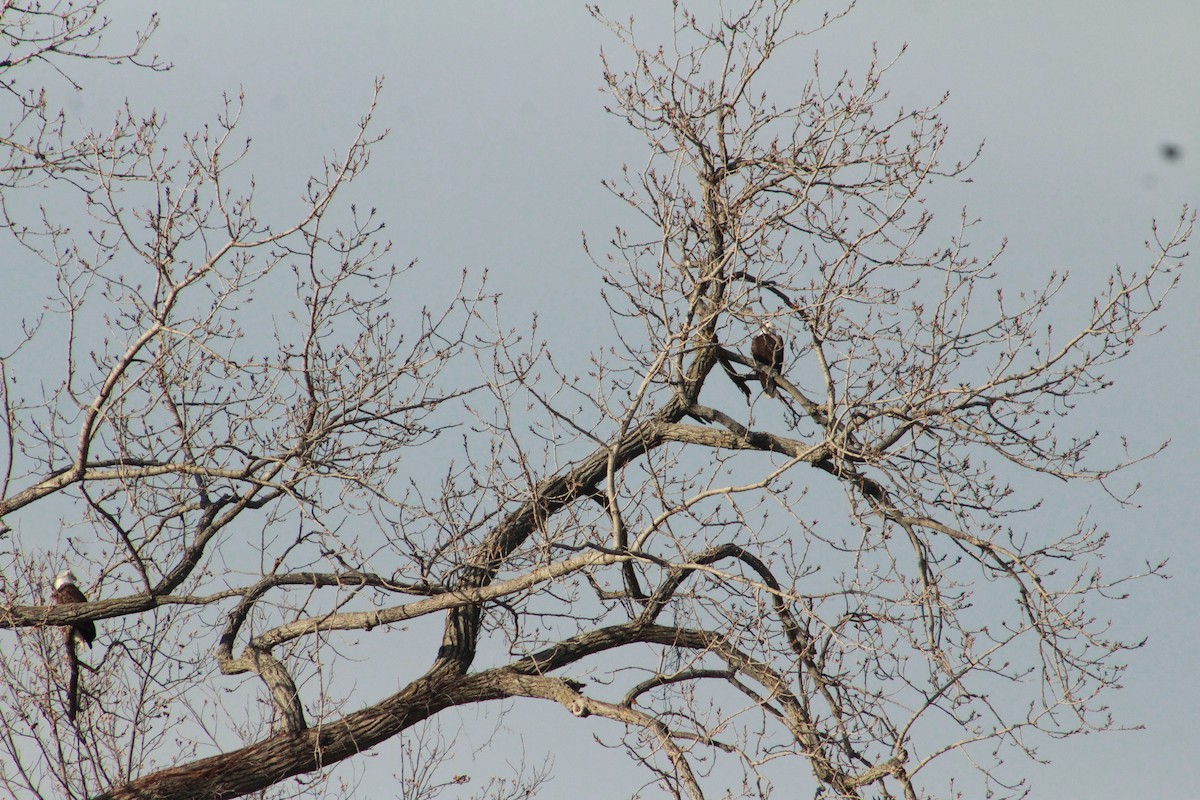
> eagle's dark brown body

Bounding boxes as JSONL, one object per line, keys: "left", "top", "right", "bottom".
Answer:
{"left": 751, "top": 325, "right": 785, "bottom": 398}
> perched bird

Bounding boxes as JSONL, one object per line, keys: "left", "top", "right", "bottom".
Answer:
{"left": 52, "top": 570, "right": 95, "bottom": 648}
{"left": 51, "top": 569, "right": 94, "bottom": 721}
{"left": 750, "top": 322, "right": 786, "bottom": 398}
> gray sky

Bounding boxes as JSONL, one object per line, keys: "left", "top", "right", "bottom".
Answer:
{"left": 27, "top": 1, "right": 1200, "bottom": 796}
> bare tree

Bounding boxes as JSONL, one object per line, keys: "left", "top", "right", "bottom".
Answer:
{"left": 0, "top": 2, "right": 1191, "bottom": 799}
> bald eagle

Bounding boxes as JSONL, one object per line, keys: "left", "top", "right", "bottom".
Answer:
{"left": 52, "top": 569, "right": 94, "bottom": 722}
{"left": 52, "top": 570, "right": 95, "bottom": 648}
{"left": 750, "top": 323, "right": 785, "bottom": 398}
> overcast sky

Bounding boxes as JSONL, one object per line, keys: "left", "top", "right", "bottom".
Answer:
{"left": 20, "top": 1, "right": 1200, "bottom": 796}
